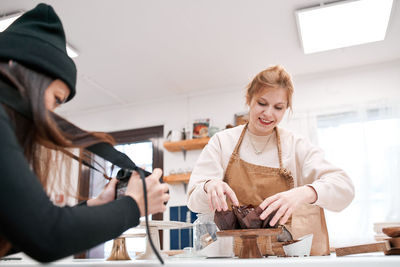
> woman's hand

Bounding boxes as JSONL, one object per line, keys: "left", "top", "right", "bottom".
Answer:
{"left": 87, "top": 178, "right": 118, "bottom": 206}
{"left": 125, "top": 168, "right": 169, "bottom": 217}
{"left": 204, "top": 180, "right": 239, "bottom": 212}
{"left": 258, "top": 185, "right": 317, "bottom": 226}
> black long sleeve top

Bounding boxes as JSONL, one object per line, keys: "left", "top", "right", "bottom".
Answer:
{"left": 0, "top": 104, "right": 141, "bottom": 262}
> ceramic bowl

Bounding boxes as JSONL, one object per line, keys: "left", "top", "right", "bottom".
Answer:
{"left": 283, "top": 234, "right": 313, "bottom": 257}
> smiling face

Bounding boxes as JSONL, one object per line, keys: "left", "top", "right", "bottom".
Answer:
{"left": 247, "top": 87, "right": 288, "bottom": 136}
{"left": 44, "top": 79, "right": 70, "bottom": 111}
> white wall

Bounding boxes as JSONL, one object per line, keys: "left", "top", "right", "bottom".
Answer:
{"left": 293, "top": 60, "right": 400, "bottom": 113}
{"left": 63, "top": 60, "right": 400, "bottom": 207}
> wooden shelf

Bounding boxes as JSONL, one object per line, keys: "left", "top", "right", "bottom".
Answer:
{"left": 163, "top": 138, "right": 208, "bottom": 184}
{"left": 163, "top": 137, "right": 210, "bottom": 152}
{"left": 163, "top": 173, "right": 191, "bottom": 184}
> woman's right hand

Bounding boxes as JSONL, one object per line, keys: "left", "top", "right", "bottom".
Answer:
{"left": 125, "top": 168, "right": 169, "bottom": 217}
{"left": 204, "top": 180, "right": 239, "bottom": 211}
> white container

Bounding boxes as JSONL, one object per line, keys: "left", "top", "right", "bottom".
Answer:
{"left": 197, "top": 236, "right": 234, "bottom": 258}
{"left": 283, "top": 234, "right": 313, "bottom": 257}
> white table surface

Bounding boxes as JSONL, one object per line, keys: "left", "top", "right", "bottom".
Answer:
{"left": 1, "top": 253, "right": 400, "bottom": 267}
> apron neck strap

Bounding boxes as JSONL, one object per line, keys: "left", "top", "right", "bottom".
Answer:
{"left": 234, "top": 123, "right": 284, "bottom": 169}
{"left": 275, "top": 127, "right": 283, "bottom": 169}
{"left": 232, "top": 123, "right": 248, "bottom": 154}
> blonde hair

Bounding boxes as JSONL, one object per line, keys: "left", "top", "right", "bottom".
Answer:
{"left": 246, "top": 65, "right": 294, "bottom": 110}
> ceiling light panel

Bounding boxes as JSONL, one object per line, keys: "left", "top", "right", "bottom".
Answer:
{"left": 295, "top": 0, "right": 393, "bottom": 54}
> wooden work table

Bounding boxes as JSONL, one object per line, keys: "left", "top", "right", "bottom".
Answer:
{"left": 2, "top": 253, "right": 400, "bottom": 267}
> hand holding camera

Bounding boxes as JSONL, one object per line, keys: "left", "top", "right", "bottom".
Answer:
{"left": 87, "top": 178, "right": 119, "bottom": 206}
{"left": 125, "top": 168, "right": 170, "bottom": 217}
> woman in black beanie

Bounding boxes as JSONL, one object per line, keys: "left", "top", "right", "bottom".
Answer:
{"left": 0, "top": 3, "right": 169, "bottom": 262}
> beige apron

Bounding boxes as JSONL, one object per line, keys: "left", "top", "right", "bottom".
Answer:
{"left": 224, "top": 124, "right": 330, "bottom": 256}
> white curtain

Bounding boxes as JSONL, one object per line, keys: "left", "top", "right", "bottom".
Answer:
{"left": 282, "top": 102, "right": 400, "bottom": 247}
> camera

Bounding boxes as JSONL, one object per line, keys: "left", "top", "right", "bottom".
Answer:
{"left": 115, "top": 169, "right": 132, "bottom": 199}
{"left": 115, "top": 168, "right": 165, "bottom": 200}
{"left": 115, "top": 168, "right": 150, "bottom": 199}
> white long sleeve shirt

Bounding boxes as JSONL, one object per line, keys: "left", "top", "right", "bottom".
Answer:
{"left": 187, "top": 125, "right": 354, "bottom": 213}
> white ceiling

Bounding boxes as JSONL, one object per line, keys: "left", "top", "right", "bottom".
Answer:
{"left": 2, "top": 0, "right": 400, "bottom": 115}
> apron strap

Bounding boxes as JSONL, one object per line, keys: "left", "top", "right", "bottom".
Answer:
{"left": 275, "top": 127, "right": 283, "bottom": 169}
{"left": 232, "top": 123, "right": 248, "bottom": 155}
{"left": 234, "top": 124, "right": 284, "bottom": 171}
{"left": 275, "top": 127, "right": 294, "bottom": 188}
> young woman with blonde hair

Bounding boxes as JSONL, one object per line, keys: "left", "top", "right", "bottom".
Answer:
{"left": 187, "top": 65, "right": 354, "bottom": 255}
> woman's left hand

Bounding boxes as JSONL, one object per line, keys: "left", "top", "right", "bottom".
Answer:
{"left": 87, "top": 178, "right": 118, "bottom": 206}
{"left": 258, "top": 185, "right": 317, "bottom": 226}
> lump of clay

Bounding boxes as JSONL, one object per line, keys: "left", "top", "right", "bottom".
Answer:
{"left": 233, "top": 205, "right": 264, "bottom": 229}
{"left": 214, "top": 205, "right": 290, "bottom": 235}
{"left": 214, "top": 210, "right": 238, "bottom": 230}
{"left": 242, "top": 206, "right": 264, "bottom": 229}
{"left": 261, "top": 209, "right": 277, "bottom": 228}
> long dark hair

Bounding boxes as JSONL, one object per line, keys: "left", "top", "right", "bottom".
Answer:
{"left": 0, "top": 60, "right": 114, "bottom": 189}
{"left": 0, "top": 60, "right": 117, "bottom": 257}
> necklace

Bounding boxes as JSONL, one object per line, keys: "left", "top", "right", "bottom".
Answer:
{"left": 248, "top": 131, "right": 273, "bottom": 155}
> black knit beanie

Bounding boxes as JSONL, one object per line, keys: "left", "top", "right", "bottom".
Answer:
{"left": 0, "top": 3, "right": 76, "bottom": 102}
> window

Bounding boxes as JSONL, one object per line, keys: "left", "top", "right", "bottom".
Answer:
{"left": 169, "top": 206, "right": 197, "bottom": 250}
{"left": 103, "top": 141, "right": 153, "bottom": 258}
{"left": 316, "top": 107, "right": 400, "bottom": 246}
{"left": 76, "top": 126, "right": 163, "bottom": 259}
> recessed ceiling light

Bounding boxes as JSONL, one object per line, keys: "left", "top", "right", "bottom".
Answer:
{"left": 66, "top": 45, "right": 78, "bottom": 58}
{"left": 295, "top": 0, "right": 393, "bottom": 54}
{"left": 0, "top": 11, "right": 79, "bottom": 58}
{"left": 0, "top": 12, "right": 21, "bottom": 32}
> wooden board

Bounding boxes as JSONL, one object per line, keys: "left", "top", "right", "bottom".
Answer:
{"left": 384, "top": 248, "right": 400, "bottom": 255}
{"left": 217, "top": 228, "right": 282, "bottom": 237}
{"left": 335, "top": 241, "right": 391, "bottom": 256}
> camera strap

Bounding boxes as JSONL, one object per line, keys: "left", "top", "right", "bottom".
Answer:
{"left": 0, "top": 79, "right": 150, "bottom": 175}
{"left": 0, "top": 79, "right": 31, "bottom": 118}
